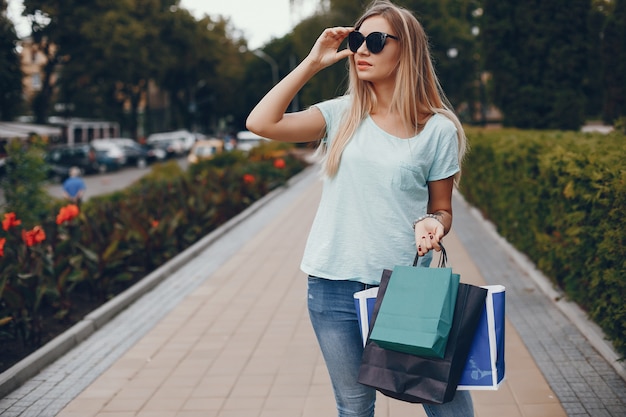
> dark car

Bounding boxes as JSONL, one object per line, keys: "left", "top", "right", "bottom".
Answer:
{"left": 45, "top": 143, "right": 101, "bottom": 182}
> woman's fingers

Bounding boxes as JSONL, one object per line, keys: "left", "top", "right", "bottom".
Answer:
{"left": 312, "top": 27, "right": 353, "bottom": 62}
{"left": 417, "top": 233, "right": 442, "bottom": 255}
{"left": 415, "top": 220, "right": 444, "bottom": 255}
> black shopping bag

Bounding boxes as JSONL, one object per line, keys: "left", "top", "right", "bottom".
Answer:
{"left": 357, "top": 268, "right": 487, "bottom": 404}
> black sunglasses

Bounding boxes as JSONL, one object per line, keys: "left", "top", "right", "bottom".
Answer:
{"left": 348, "top": 31, "right": 399, "bottom": 54}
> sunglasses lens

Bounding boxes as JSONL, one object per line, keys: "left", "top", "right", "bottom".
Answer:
{"left": 366, "top": 33, "right": 385, "bottom": 53}
{"left": 348, "top": 32, "right": 365, "bottom": 52}
{"left": 349, "top": 32, "right": 389, "bottom": 54}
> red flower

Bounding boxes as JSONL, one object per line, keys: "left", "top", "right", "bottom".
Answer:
{"left": 56, "top": 204, "right": 80, "bottom": 225}
{"left": 243, "top": 174, "right": 256, "bottom": 184}
{"left": 151, "top": 219, "right": 159, "bottom": 228}
{"left": 273, "top": 158, "right": 286, "bottom": 169}
{"left": 22, "top": 226, "right": 46, "bottom": 247}
{"left": 0, "top": 238, "right": 5, "bottom": 257}
{"left": 2, "top": 212, "right": 22, "bottom": 231}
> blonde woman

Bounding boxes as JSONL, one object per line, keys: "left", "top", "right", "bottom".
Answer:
{"left": 247, "top": 1, "right": 471, "bottom": 415}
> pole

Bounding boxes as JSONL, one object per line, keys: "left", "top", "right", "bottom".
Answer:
{"left": 253, "top": 50, "right": 279, "bottom": 86}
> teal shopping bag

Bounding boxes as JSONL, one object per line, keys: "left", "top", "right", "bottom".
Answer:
{"left": 369, "top": 265, "right": 460, "bottom": 358}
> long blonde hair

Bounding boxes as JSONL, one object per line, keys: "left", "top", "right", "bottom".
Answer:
{"left": 322, "top": 0, "right": 467, "bottom": 185}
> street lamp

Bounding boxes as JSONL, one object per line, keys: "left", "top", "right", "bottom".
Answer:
{"left": 253, "top": 50, "right": 279, "bottom": 86}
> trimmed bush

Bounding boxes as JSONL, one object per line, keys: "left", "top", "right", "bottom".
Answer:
{"left": 460, "top": 128, "right": 626, "bottom": 357}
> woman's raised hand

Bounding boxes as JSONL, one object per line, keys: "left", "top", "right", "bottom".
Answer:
{"left": 305, "top": 27, "right": 354, "bottom": 69}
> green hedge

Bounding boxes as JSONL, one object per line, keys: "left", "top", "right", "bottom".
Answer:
{"left": 460, "top": 128, "right": 626, "bottom": 358}
{"left": 0, "top": 142, "right": 309, "bottom": 362}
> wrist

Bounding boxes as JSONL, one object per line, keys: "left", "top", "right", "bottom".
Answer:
{"left": 412, "top": 213, "right": 443, "bottom": 230}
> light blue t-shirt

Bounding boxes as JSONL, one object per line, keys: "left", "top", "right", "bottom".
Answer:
{"left": 300, "top": 96, "right": 460, "bottom": 285}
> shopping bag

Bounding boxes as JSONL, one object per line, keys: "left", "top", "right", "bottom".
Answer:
{"left": 358, "top": 267, "right": 487, "bottom": 404}
{"left": 368, "top": 263, "right": 460, "bottom": 358}
{"left": 354, "top": 287, "right": 379, "bottom": 347}
{"left": 457, "top": 285, "right": 506, "bottom": 390}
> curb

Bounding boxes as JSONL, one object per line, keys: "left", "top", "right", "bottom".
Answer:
{"left": 453, "top": 191, "right": 626, "bottom": 382}
{"left": 0, "top": 166, "right": 315, "bottom": 399}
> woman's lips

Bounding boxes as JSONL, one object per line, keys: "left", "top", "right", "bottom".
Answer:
{"left": 356, "top": 60, "right": 371, "bottom": 69}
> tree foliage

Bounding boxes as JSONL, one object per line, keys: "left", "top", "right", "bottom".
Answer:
{"left": 19, "top": 0, "right": 246, "bottom": 136}
{"left": 482, "top": 0, "right": 591, "bottom": 130}
{"left": 0, "top": 0, "right": 24, "bottom": 120}
{"left": 601, "top": 0, "right": 626, "bottom": 123}
{"left": 10, "top": 0, "right": 622, "bottom": 133}
{"left": 22, "top": 0, "right": 82, "bottom": 123}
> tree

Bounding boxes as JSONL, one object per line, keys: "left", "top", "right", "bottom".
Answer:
{"left": 482, "top": 0, "right": 590, "bottom": 130}
{"left": 402, "top": 0, "right": 482, "bottom": 121}
{"left": 584, "top": 0, "right": 610, "bottom": 119}
{"left": 75, "top": 0, "right": 169, "bottom": 138}
{"left": 601, "top": 0, "right": 626, "bottom": 123}
{"left": 20, "top": 0, "right": 248, "bottom": 136}
{"left": 0, "top": 0, "right": 23, "bottom": 120}
{"left": 22, "top": 0, "right": 82, "bottom": 124}
{"left": 156, "top": 10, "right": 245, "bottom": 134}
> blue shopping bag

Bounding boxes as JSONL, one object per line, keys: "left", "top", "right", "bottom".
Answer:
{"left": 457, "top": 285, "right": 506, "bottom": 390}
{"left": 354, "top": 287, "right": 379, "bottom": 347}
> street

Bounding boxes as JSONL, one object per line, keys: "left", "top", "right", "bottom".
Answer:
{"left": 0, "top": 158, "right": 188, "bottom": 207}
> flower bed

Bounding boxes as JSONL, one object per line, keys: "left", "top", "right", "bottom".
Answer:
{"left": 0, "top": 142, "right": 310, "bottom": 372}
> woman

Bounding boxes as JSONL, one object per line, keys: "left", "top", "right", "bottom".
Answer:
{"left": 246, "top": 1, "right": 472, "bottom": 416}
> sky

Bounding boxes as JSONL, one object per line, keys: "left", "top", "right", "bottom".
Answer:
{"left": 181, "top": 0, "right": 317, "bottom": 49}
{"left": 7, "top": 0, "right": 318, "bottom": 50}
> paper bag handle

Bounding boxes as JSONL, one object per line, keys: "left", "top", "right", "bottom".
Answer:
{"left": 412, "top": 242, "right": 447, "bottom": 267}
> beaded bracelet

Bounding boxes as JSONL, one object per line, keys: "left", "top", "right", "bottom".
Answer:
{"left": 412, "top": 213, "right": 443, "bottom": 230}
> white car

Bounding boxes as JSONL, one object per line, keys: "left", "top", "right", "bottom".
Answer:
{"left": 147, "top": 130, "right": 196, "bottom": 153}
{"left": 236, "top": 130, "right": 270, "bottom": 152}
{"left": 91, "top": 139, "right": 127, "bottom": 169}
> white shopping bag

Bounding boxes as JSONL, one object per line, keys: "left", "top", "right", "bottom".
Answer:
{"left": 457, "top": 285, "right": 506, "bottom": 390}
{"left": 353, "top": 287, "right": 379, "bottom": 347}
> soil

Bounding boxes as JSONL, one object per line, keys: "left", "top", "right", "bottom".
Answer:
{"left": 0, "top": 292, "right": 100, "bottom": 374}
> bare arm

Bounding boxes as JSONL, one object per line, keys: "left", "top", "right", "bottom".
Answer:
{"left": 414, "top": 176, "right": 455, "bottom": 255}
{"left": 246, "top": 27, "right": 354, "bottom": 143}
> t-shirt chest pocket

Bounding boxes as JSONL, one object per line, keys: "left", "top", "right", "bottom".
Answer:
{"left": 390, "top": 163, "right": 426, "bottom": 191}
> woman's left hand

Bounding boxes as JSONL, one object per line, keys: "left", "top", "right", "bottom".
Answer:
{"left": 414, "top": 218, "right": 445, "bottom": 256}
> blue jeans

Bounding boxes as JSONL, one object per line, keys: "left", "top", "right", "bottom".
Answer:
{"left": 307, "top": 277, "right": 474, "bottom": 417}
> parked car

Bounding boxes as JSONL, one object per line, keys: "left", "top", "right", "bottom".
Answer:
{"left": 150, "top": 138, "right": 185, "bottom": 158}
{"left": 94, "top": 138, "right": 149, "bottom": 168}
{"left": 147, "top": 130, "right": 196, "bottom": 153}
{"left": 187, "top": 139, "right": 224, "bottom": 164}
{"left": 45, "top": 143, "right": 101, "bottom": 182}
{"left": 90, "top": 140, "right": 127, "bottom": 171}
{"left": 141, "top": 143, "right": 167, "bottom": 163}
{"left": 94, "top": 149, "right": 123, "bottom": 173}
{"left": 121, "top": 142, "right": 148, "bottom": 168}
{"left": 236, "top": 130, "right": 270, "bottom": 152}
